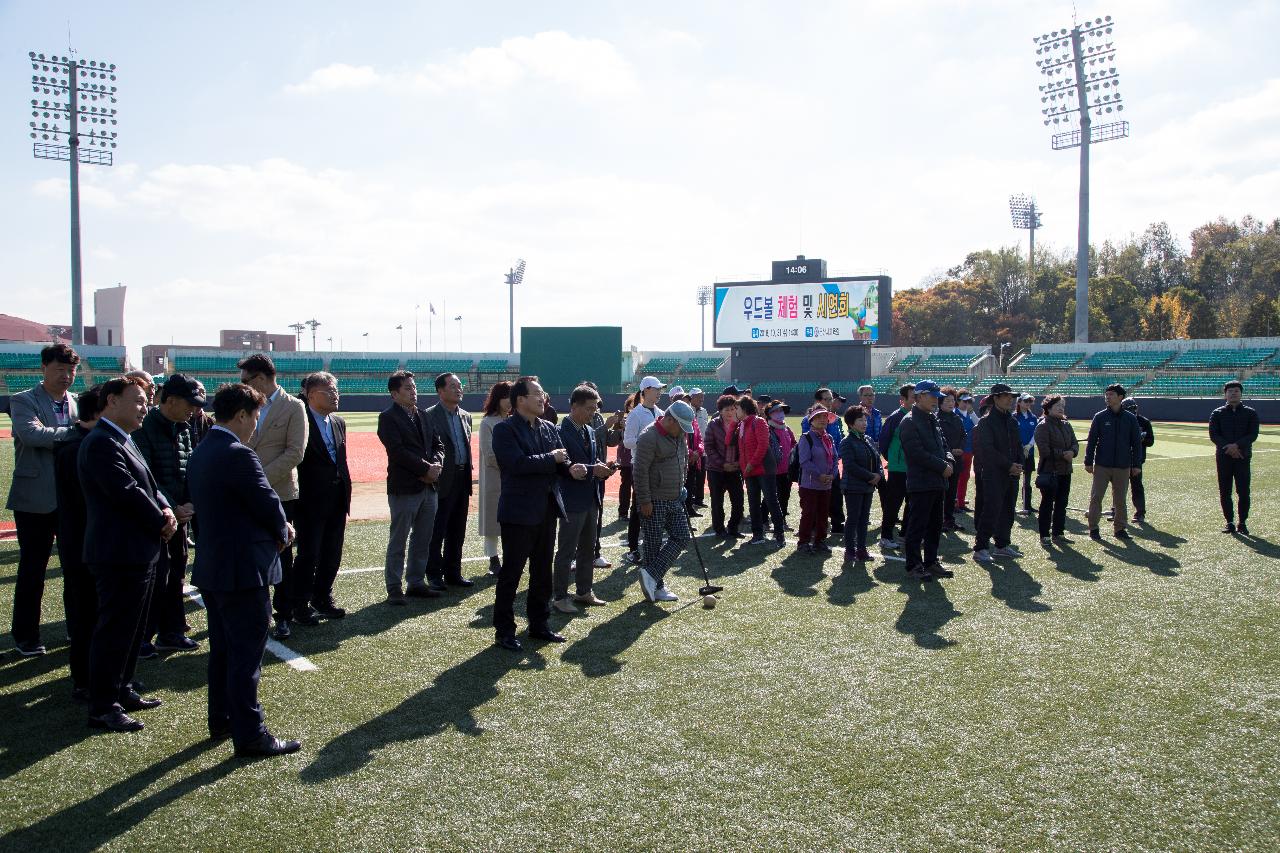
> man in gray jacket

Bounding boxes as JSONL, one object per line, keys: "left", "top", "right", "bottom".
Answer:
{"left": 7, "top": 343, "right": 80, "bottom": 656}
{"left": 633, "top": 401, "right": 694, "bottom": 603}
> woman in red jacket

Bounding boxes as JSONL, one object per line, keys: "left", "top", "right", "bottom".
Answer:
{"left": 738, "top": 396, "right": 786, "bottom": 546}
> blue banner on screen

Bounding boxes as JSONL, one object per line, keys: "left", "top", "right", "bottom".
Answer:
{"left": 713, "top": 281, "right": 879, "bottom": 345}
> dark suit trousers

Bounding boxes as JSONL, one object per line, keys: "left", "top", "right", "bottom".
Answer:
{"left": 904, "top": 489, "right": 944, "bottom": 570}
{"left": 145, "top": 524, "right": 189, "bottom": 641}
{"left": 58, "top": 541, "right": 96, "bottom": 690}
{"left": 296, "top": 490, "right": 347, "bottom": 610}
{"left": 202, "top": 586, "right": 270, "bottom": 746}
{"left": 88, "top": 560, "right": 156, "bottom": 715}
{"left": 879, "top": 472, "right": 908, "bottom": 541}
{"left": 11, "top": 509, "right": 58, "bottom": 645}
{"left": 272, "top": 500, "right": 298, "bottom": 618}
{"left": 495, "top": 502, "right": 557, "bottom": 638}
{"left": 1216, "top": 455, "right": 1250, "bottom": 524}
{"left": 427, "top": 475, "right": 469, "bottom": 582}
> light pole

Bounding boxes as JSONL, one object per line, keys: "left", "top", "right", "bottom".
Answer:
{"left": 455, "top": 315, "right": 463, "bottom": 352}
{"left": 327, "top": 336, "right": 334, "bottom": 351}
{"left": 289, "top": 321, "right": 306, "bottom": 350}
{"left": 505, "top": 260, "right": 526, "bottom": 354}
{"left": 396, "top": 324, "right": 403, "bottom": 352}
{"left": 306, "top": 319, "right": 321, "bottom": 351}
{"left": 27, "top": 51, "right": 119, "bottom": 345}
{"left": 1009, "top": 194, "right": 1043, "bottom": 289}
{"left": 1033, "top": 14, "right": 1128, "bottom": 343}
{"left": 696, "top": 286, "right": 713, "bottom": 352}
{"left": 362, "top": 331, "right": 369, "bottom": 355}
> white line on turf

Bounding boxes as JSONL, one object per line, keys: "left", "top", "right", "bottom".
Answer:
{"left": 183, "top": 585, "right": 318, "bottom": 672}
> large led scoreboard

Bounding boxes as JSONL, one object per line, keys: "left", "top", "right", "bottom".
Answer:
{"left": 712, "top": 256, "right": 892, "bottom": 384}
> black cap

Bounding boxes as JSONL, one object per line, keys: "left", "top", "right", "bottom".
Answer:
{"left": 989, "top": 382, "right": 1014, "bottom": 396}
{"left": 834, "top": 392, "right": 848, "bottom": 403}
{"left": 161, "top": 373, "right": 207, "bottom": 407}
{"left": 721, "top": 385, "right": 741, "bottom": 396}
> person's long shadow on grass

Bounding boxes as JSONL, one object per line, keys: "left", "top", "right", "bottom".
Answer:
{"left": 0, "top": 662, "right": 100, "bottom": 781}
{"left": 1128, "top": 522, "right": 1188, "bottom": 549}
{"left": 1100, "top": 536, "right": 1180, "bottom": 577}
{"left": 893, "top": 577, "right": 960, "bottom": 650}
{"left": 1044, "top": 541, "right": 1102, "bottom": 582}
{"left": 827, "top": 557, "right": 876, "bottom": 606}
{"left": 769, "top": 549, "right": 827, "bottom": 598}
{"left": 0, "top": 741, "right": 236, "bottom": 852}
{"left": 299, "top": 644, "right": 545, "bottom": 783}
{"left": 976, "top": 559, "right": 1051, "bottom": 613}
{"left": 1236, "top": 533, "right": 1280, "bottom": 559}
{"left": 278, "top": 594, "right": 440, "bottom": 659}
{"left": 560, "top": 600, "right": 670, "bottom": 678}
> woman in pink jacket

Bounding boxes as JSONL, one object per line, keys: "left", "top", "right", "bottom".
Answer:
{"left": 738, "top": 396, "right": 786, "bottom": 546}
{"left": 764, "top": 400, "right": 796, "bottom": 528}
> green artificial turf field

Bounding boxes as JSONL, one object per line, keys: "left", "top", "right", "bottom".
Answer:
{"left": 0, "top": 420, "right": 1277, "bottom": 851}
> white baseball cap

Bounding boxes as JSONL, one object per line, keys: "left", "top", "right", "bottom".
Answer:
{"left": 688, "top": 387, "right": 703, "bottom": 396}
{"left": 668, "top": 385, "right": 685, "bottom": 398}
{"left": 639, "top": 376, "right": 666, "bottom": 391}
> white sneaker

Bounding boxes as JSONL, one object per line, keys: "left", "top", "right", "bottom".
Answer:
{"left": 552, "top": 598, "right": 579, "bottom": 614}
{"left": 879, "top": 538, "right": 901, "bottom": 550}
{"left": 973, "top": 549, "right": 994, "bottom": 563}
{"left": 654, "top": 586, "right": 678, "bottom": 602}
{"left": 593, "top": 556, "right": 610, "bottom": 569}
{"left": 992, "top": 546, "right": 1019, "bottom": 558}
{"left": 638, "top": 568, "right": 658, "bottom": 602}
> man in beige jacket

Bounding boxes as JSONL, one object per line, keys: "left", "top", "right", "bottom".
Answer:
{"left": 239, "top": 354, "right": 309, "bottom": 639}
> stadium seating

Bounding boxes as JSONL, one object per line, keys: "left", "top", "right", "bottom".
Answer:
{"left": 849, "top": 377, "right": 902, "bottom": 395}
{"left": 1166, "top": 348, "right": 1276, "bottom": 370}
{"left": 1049, "top": 374, "right": 1145, "bottom": 395}
{"left": 331, "top": 377, "right": 390, "bottom": 394}
{"left": 913, "top": 353, "right": 977, "bottom": 373}
{"left": 270, "top": 355, "right": 324, "bottom": 373}
{"left": 972, "top": 376, "right": 1054, "bottom": 394}
{"left": 173, "top": 354, "right": 243, "bottom": 373}
{"left": 0, "top": 351, "right": 35, "bottom": 370}
{"left": 1246, "top": 374, "right": 1280, "bottom": 398}
{"left": 1012, "top": 351, "right": 1085, "bottom": 371}
{"left": 329, "top": 357, "right": 400, "bottom": 374}
{"left": 190, "top": 375, "right": 242, "bottom": 391}
{"left": 640, "top": 357, "right": 682, "bottom": 375}
{"left": 476, "top": 359, "right": 514, "bottom": 373}
{"left": 889, "top": 354, "right": 921, "bottom": 372}
{"left": 404, "top": 358, "right": 474, "bottom": 374}
{"left": 749, "top": 380, "right": 812, "bottom": 397}
{"left": 918, "top": 374, "right": 976, "bottom": 389}
{"left": 1081, "top": 350, "right": 1176, "bottom": 370}
{"left": 682, "top": 356, "right": 725, "bottom": 373}
{"left": 84, "top": 355, "right": 124, "bottom": 372}
{"left": 1140, "top": 374, "right": 1239, "bottom": 398}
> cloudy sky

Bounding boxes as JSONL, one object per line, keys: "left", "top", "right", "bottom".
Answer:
{"left": 3, "top": 0, "right": 1277, "bottom": 363}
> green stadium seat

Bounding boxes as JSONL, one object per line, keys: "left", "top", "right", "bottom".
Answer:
{"left": 1012, "top": 351, "right": 1085, "bottom": 371}
{"left": 681, "top": 357, "right": 726, "bottom": 373}
{"left": 1081, "top": 350, "right": 1176, "bottom": 370}
{"left": 329, "top": 357, "right": 401, "bottom": 374}
{"left": 889, "top": 354, "right": 921, "bottom": 372}
{"left": 1166, "top": 348, "right": 1276, "bottom": 370}
{"left": 640, "top": 357, "right": 683, "bottom": 375}
{"left": 404, "top": 358, "right": 474, "bottom": 375}
{"left": 913, "top": 353, "right": 979, "bottom": 373}
{"left": 476, "top": 359, "right": 514, "bottom": 373}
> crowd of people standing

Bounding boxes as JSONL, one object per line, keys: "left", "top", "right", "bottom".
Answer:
{"left": 4, "top": 342, "right": 1265, "bottom": 755}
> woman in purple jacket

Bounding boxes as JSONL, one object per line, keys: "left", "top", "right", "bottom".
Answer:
{"left": 797, "top": 405, "right": 838, "bottom": 554}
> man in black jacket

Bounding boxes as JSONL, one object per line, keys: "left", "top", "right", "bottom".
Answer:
{"left": 897, "top": 381, "right": 955, "bottom": 581}
{"left": 53, "top": 385, "right": 102, "bottom": 703}
{"left": 295, "top": 372, "right": 352, "bottom": 621}
{"left": 425, "top": 372, "right": 475, "bottom": 591}
{"left": 1209, "top": 381, "right": 1260, "bottom": 535}
{"left": 972, "top": 383, "right": 1023, "bottom": 563}
{"left": 1084, "top": 384, "right": 1143, "bottom": 540}
{"left": 490, "top": 376, "right": 584, "bottom": 651}
{"left": 1118, "top": 397, "right": 1156, "bottom": 523}
{"left": 132, "top": 374, "right": 204, "bottom": 655}
{"left": 78, "top": 376, "right": 177, "bottom": 732}
{"left": 377, "top": 370, "right": 446, "bottom": 604}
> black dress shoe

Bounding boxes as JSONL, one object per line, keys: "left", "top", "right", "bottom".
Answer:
{"left": 272, "top": 619, "right": 292, "bottom": 640}
{"left": 926, "top": 562, "right": 956, "bottom": 579}
{"left": 293, "top": 609, "right": 321, "bottom": 627}
{"left": 1221, "top": 523, "right": 1236, "bottom": 534}
{"left": 121, "top": 692, "right": 163, "bottom": 712}
{"left": 487, "top": 556, "right": 501, "bottom": 576}
{"left": 1114, "top": 529, "right": 1131, "bottom": 540}
{"left": 427, "top": 579, "right": 448, "bottom": 593}
{"left": 208, "top": 724, "right": 232, "bottom": 742}
{"left": 386, "top": 590, "right": 407, "bottom": 606}
{"left": 406, "top": 584, "right": 442, "bottom": 599}
{"left": 495, "top": 635, "right": 523, "bottom": 651}
{"left": 445, "top": 575, "right": 474, "bottom": 588}
{"left": 14, "top": 640, "right": 46, "bottom": 657}
{"left": 88, "top": 709, "right": 144, "bottom": 732}
{"left": 528, "top": 627, "right": 567, "bottom": 643}
{"left": 1089, "top": 529, "right": 1103, "bottom": 541}
{"left": 312, "top": 600, "right": 346, "bottom": 619}
{"left": 1237, "top": 523, "right": 1250, "bottom": 536}
{"left": 234, "top": 733, "right": 302, "bottom": 758}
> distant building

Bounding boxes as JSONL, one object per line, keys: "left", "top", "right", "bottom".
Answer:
{"left": 0, "top": 284, "right": 127, "bottom": 347}
{"left": 142, "top": 329, "right": 297, "bottom": 374}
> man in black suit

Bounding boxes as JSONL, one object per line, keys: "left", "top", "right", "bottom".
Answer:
{"left": 53, "top": 384, "right": 103, "bottom": 704}
{"left": 188, "top": 383, "right": 300, "bottom": 758}
{"left": 425, "top": 372, "right": 475, "bottom": 592}
{"left": 77, "top": 376, "right": 177, "bottom": 732}
{"left": 295, "top": 372, "right": 352, "bottom": 619}
{"left": 377, "top": 370, "right": 446, "bottom": 604}
{"left": 491, "top": 376, "right": 586, "bottom": 651}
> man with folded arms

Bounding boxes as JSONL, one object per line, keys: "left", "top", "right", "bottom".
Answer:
{"left": 188, "top": 383, "right": 300, "bottom": 758}
{"left": 78, "top": 375, "right": 176, "bottom": 732}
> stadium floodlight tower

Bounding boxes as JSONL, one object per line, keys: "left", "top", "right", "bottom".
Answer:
{"left": 505, "top": 260, "right": 526, "bottom": 354}
{"left": 696, "top": 286, "right": 713, "bottom": 352}
{"left": 1009, "top": 194, "right": 1042, "bottom": 288}
{"left": 306, "top": 319, "right": 321, "bottom": 351}
{"left": 27, "top": 51, "right": 120, "bottom": 346}
{"left": 289, "top": 321, "right": 306, "bottom": 349}
{"left": 1033, "top": 14, "right": 1128, "bottom": 344}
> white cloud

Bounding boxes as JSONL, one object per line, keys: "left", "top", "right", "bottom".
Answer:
{"left": 32, "top": 177, "right": 119, "bottom": 208}
{"left": 284, "top": 63, "right": 380, "bottom": 95}
{"left": 286, "top": 32, "right": 638, "bottom": 99}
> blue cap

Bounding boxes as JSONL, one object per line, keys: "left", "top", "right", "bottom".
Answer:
{"left": 913, "top": 380, "right": 943, "bottom": 398}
